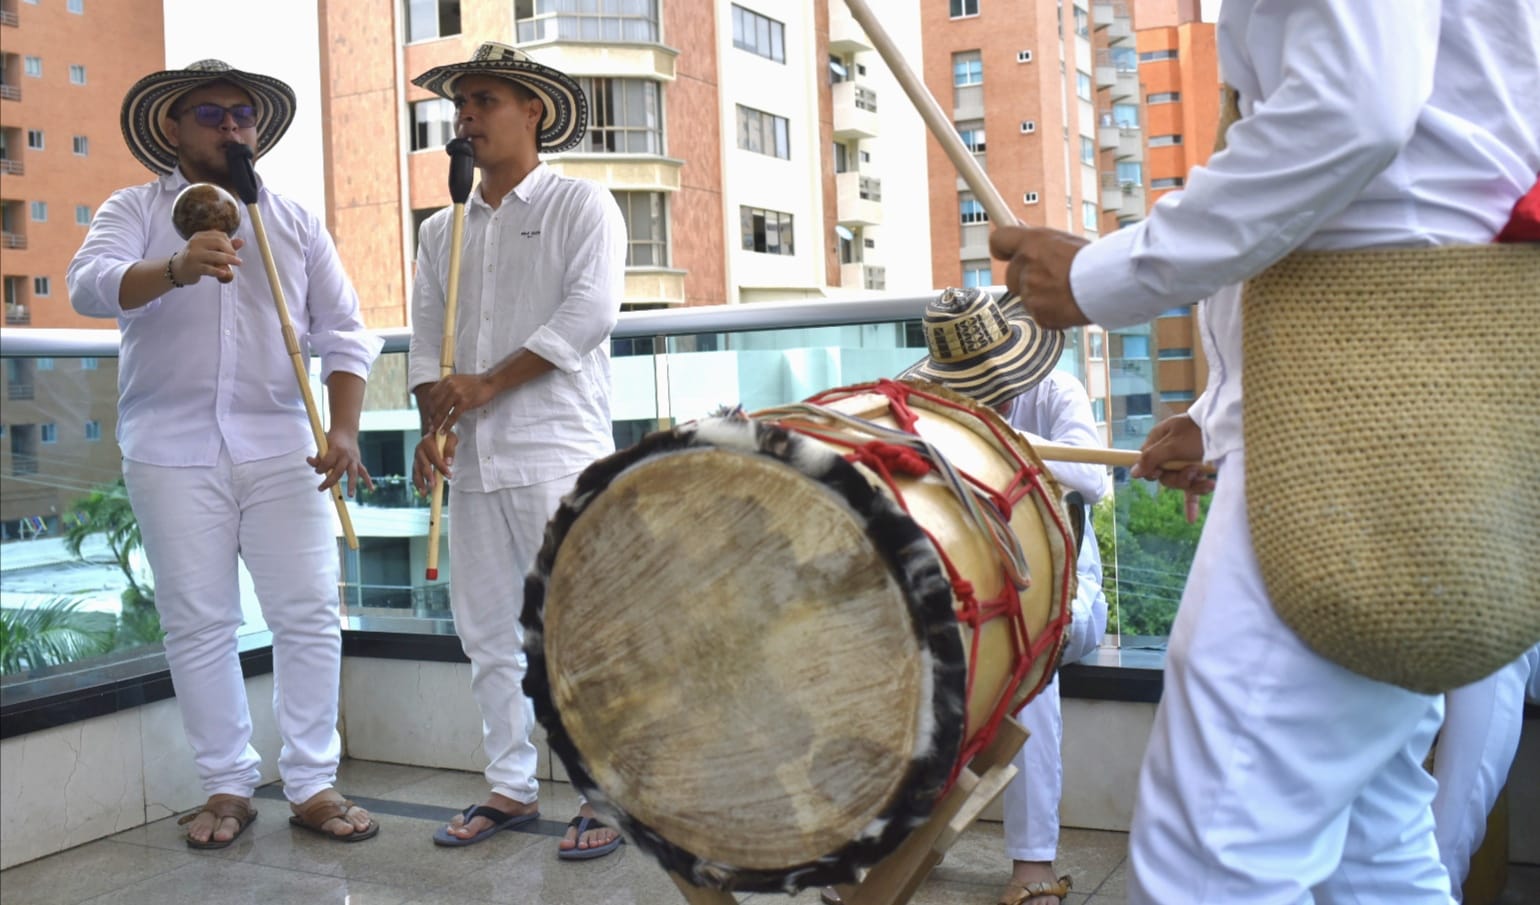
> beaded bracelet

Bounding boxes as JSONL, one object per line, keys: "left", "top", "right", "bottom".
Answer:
{"left": 165, "top": 252, "right": 188, "bottom": 289}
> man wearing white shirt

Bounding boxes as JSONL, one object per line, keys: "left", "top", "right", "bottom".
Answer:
{"left": 407, "top": 43, "right": 627, "bottom": 857}
{"left": 990, "top": 2, "right": 1540, "bottom": 902}
{"left": 68, "top": 61, "right": 381, "bottom": 847}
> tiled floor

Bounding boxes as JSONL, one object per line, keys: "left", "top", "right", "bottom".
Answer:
{"left": 1, "top": 759, "right": 1536, "bottom": 905}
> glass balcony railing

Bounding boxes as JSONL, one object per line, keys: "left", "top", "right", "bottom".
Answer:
{"left": 1, "top": 293, "right": 1199, "bottom": 695}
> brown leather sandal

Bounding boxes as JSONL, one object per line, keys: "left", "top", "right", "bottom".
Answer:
{"left": 287, "top": 791, "right": 379, "bottom": 843}
{"left": 178, "top": 794, "right": 257, "bottom": 850}
{"left": 998, "top": 874, "right": 1073, "bottom": 905}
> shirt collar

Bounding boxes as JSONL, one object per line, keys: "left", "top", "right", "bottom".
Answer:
{"left": 471, "top": 162, "right": 551, "bottom": 211}
{"left": 160, "top": 165, "right": 266, "bottom": 199}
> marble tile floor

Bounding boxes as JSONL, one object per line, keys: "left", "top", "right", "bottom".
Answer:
{"left": 2, "top": 758, "right": 1536, "bottom": 905}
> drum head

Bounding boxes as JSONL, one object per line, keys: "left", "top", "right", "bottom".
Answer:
{"left": 523, "top": 417, "right": 964, "bottom": 891}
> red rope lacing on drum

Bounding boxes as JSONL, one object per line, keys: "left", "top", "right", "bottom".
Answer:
{"left": 771, "top": 379, "right": 1077, "bottom": 794}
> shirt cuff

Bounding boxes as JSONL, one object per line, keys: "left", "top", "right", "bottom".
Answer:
{"left": 105, "top": 261, "right": 163, "bottom": 321}
{"left": 524, "top": 324, "right": 583, "bottom": 373}
{"left": 1070, "top": 227, "right": 1161, "bottom": 331}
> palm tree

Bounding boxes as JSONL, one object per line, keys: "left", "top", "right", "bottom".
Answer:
{"left": 64, "top": 479, "right": 155, "bottom": 612}
{"left": 0, "top": 598, "right": 116, "bottom": 674}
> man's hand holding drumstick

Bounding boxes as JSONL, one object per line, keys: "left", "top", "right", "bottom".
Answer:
{"left": 987, "top": 226, "right": 1093, "bottom": 331}
{"left": 1133, "top": 414, "right": 1214, "bottom": 523}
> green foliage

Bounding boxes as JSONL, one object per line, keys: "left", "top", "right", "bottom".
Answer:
{"left": 0, "top": 598, "right": 117, "bottom": 673}
{"left": 1095, "top": 481, "right": 1211, "bottom": 638}
{"left": 64, "top": 479, "right": 155, "bottom": 612}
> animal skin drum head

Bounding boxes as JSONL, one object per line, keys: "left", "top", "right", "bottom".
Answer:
{"left": 522, "top": 416, "right": 964, "bottom": 892}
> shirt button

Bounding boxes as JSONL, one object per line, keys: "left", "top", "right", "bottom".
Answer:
{"left": 224, "top": 329, "right": 231, "bottom": 336}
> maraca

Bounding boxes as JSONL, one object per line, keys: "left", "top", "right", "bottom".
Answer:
{"left": 172, "top": 182, "right": 242, "bottom": 239}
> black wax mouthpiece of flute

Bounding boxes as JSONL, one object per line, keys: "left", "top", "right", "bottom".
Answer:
{"left": 446, "top": 138, "right": 475, "bottom": 204}
{"left": 225, "top": 143, "right": 260, "bottom": 205}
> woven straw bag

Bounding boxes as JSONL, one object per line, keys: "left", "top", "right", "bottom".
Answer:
{"left": 1242, "top": 243, "right": 1540, "bottom": 693}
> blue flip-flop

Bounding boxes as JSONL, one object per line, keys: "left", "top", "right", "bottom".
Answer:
{"left": 432, "top": 804, "right": 540, "bottom": 847}
{"left": 558, "top": 814, "right": 624, "bottom": 860}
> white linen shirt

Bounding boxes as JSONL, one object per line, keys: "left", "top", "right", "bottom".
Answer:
{"left": 407, "top": 163, "right": 626, "bottom": 492}
{"left": 67, "top": 168, "right": 382, "bottom": 467}
{"left": 1000, "top": 370, "right": 1112, "bottom": 505}
{"left": 1071, "top": 0, "right": 1540, "bottom": 461}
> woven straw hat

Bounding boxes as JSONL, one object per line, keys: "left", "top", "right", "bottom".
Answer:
{"left": 899, "top": 287, "right": 1064, "bottom": 407}
{"left": 412, "top": 42, "right": 588, "bottom": 153}
{"left": 120, "top": 59, "right": 295, "bottom": 175}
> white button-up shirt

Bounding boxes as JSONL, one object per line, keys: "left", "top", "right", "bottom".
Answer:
{"left": 1071, "top": 0, "right": 1540, "bottom": 461}
{"left": 67, "top": 168, "right": 382, "bottom": 467}
{"left": 407, "top": 163, "right": 626, "bottom": 492}
{"left": 1000, "top": 370, "right": 1112, "bottom": 505}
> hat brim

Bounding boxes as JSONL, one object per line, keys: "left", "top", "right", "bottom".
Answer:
{"left": 899, "top": 295, "right": 1065, "bottom": 407}
{"left": 411, "top": 59, "right": 589, "bottom": 154}
{"left": 120, "top": 67, "right": 296, "bottom": 175}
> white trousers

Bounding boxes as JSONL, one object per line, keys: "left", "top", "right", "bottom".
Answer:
{"left": 123, "top": 448, "right": 342, "bottom": 804}
{"left": 1432, "top": 642, "right": 1540, "bottom": 898}
{"left": 448, "top": 475, "right": 574, "bottom": 804}
{"left": 1129, "top": 453, "right": 1452, "bottom": 905}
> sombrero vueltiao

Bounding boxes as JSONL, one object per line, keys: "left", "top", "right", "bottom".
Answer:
{"left": 412, "top": 42, "right": 588, "bottom": 154}
{"left": 899, "top": 286, "right": 1065, "bottom": 407}
{"left": 120, "top": 59, "right": 296, "bottom": 175}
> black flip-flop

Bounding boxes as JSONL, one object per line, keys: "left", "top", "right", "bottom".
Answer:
{"left": 558, "top": 814, "right": 624, "bottom": 860}
{"left": 432, "top": 803, "right": 540, "bottom": 847}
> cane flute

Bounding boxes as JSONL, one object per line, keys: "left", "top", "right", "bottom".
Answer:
{"left": 225, "top": 143, "right": 359, "bottom": 550}
{"left": 424, "top": 138, "right": 477, "bottom": 581}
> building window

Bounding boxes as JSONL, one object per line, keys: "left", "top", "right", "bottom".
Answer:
{"left": 740, "top": 205, "right": 794, "bottom": 255}
{"left": 68, "top": 0, "right": 84, "bottom": 11}
{"left": 1121, "top": 334, "right": 1151, "bottom": 358}
{"left": 959, "top": 194, "right": 988, "bottom": 224}
{"left": 833, "top": 141, "right": 851, "bottom": 173}
{"left": 953, "top": 51, "right": 983, "bottom": 87}
{"left": 1082, "top": 200, "right": 1098, "bottom": 231}
{"left": 1151, "top": 177, "right": 1185, "bottom": 189}
{"left": 1088, "top": 331, "right": 1104, "bottom": 359}
{"left": 1159, "top": 390, "right": 1197, "bottom": 403}
{"left": 72, "top": 135, "right": 89, "bottom": 155}
{"left": 836, "top": 225, "right": 858, "bottom": 264}
{"left": 27, "top": 130, "right": 43, "bottom": 150}
{"left": 85, "top": 420, "right": 101, "bottom": 441}
{"left": 80, "top": 357, "right": 98, "bottom": 370}
{"left": 1073, "top": 4, "right": 1089, "bottom": 38}
{"left": 406, "top": 0, "right": 461, "bottom": 42}
{"left": 613, "top": 191, "right": 667, "bottom": 267}
{"left": 581, "top": 78, "right": 662, "bottom": 154}
{"left": 517, "top": 0, "right": 659, "bottom": 43}
{"left": 1080, "top": 135, "right": 1095, "bottom": 164}
{"left": 75, "top": 204, "right": 91, "bottom": 225}
{"left": 1112, "top": 46, "right": 1138, "bottom": 70}
{"left": 1115, "top": 161, "right": 1142, "bottom": 186}
{"left": 1160, "top": 305, "right": 1192, "bottom": 317}
{"left": 1076, "top": 70, "right": 1092, "bottom": 101}
{"left": 69, "top": 65, "right": 86, "bottom": 85}
{"left": 1139, "top": 49, "right": 1179, "bottom": 62}
{"left": 1158, "top": 347, "right": 1193, "bottom": 359}
{"left": 1147, "top": 91, "right": 1181, "bottom": 104}
{"left": 1117, "top": 217, "right": 1141, "bottom": 229}
{"left": 736, "top": 104, "right": 790, "bottom": 159}
{"left": 962, "top": 259, "right": 992, "bottom": 288}
{"left": 949, "top": 0, "right": 979, "bottom": 18}
{"left": 1148, "top": 133, "right": 1183, "bottom": 147}
{"left": 41, "top": 423, "right": 57, "bottom": 444}
{"left": 1112, "top": 103, "right": 1140, "bottom": 127}
{"left": 956, "top": 121, "right": 985, "bottom": 153}
{"left": 731, "top": 5, "right": 785, "bottom": 63}
{"left": 1091, "top": 398, "right": 1107, "bottom": 422}
{"left": 29, "top": 201, "right": 46, "bottom": 222}
{"left": 33, "top": 276, "right": 51, "bottom": 296}
{"left": 24, "top": 56, "right": 42, "bottom": 78}
{"left": 36, "top": 358, "right": 54, "bottom": 370}
{"left": 409, "top": 98, "right": 454, "bottom": 152}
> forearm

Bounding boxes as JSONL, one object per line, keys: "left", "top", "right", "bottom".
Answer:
{"left": 326, "top": 372, "right": 367, "bottom": 437}
{"left": 483, "top": 348, "right": 557, "bottom": 396}
{"left": 412, "top": 383, "right": 434, "bottom": 434}
{"left": 115, "top": 257, "right": 178, "bottom": 311}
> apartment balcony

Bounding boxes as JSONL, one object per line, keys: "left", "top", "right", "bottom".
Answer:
{"left": 5, "top": 303, "right": 28, "bottom": 325}
{"left": 1094, "top": 1, "right": 1134, "bottom": 44}
{"left": 1098, "top": 122, "right": 1142, "bottom": 159}
{"left": 833, "top": 81, "right": 879, "bottom": 140}
{"left": 0, "top": 157, "right": 22, "bottom": 175}
{"left": 1, "top": 230, "right": 25, "bottom": 249}
{"left": 1119, "top": 182, "right": 1147, "bottom": 219}
{"left": 836, "top": 171, "right": 883, "bottom": 227}
{"left": 1099, "top": 174, "right": 1124, "bottom": 212}
{"left": 0, "top": 83, "right": 18, "bottom": 102}
{"left": 828, "top": 0, "right": 873, "bottom": 54}
{"left": 518, "top": 42, "right": 678, "bottom": 83}
{"left": 835, "top": 262, "right": 886, "bottom": 291}
{"left": 545, "top": 155, "right": 682, "bottom": 193}
{"left": 0, "top": 9, "right": 18, "bottom": 27}
{"left": 623, "top": 267, "right": 687, "bottom": 307}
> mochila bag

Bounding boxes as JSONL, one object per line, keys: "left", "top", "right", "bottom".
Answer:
{"left": 1241, "top": 242, "right": 1540, "bottom": 693}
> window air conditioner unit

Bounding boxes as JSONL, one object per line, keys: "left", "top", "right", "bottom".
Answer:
{"left": 1017, "top": 50, "right": 1033, "bottom": 63}
{"left": 1020, "top": 120, "right": 1036, "bottom": 134}
{"left": 1023, "top": 192, "right": 1041, "bottom": 205}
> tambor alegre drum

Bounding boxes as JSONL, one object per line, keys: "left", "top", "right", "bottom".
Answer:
{"left": 521, "top": 378, "right": 1075, "bottom": 892}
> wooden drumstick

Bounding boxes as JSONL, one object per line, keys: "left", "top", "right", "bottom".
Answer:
{"left": 1029, "top": 440, "right": 1214, "bottom": 475}
{"left": 425, "top": 137, "right": 477, "bottom": 581}
{"left": 842, "top": 0, "right": 1017, "bottom": 226}
{"left": 225, "top": 143, "right": 359, "bottom": 550}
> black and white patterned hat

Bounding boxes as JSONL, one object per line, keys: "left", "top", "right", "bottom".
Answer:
{"left": 120, "top": 59, "right": 295, "bottom": 175}
{"left": 412, "top": 42, "right": 588, "bottom": 153}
